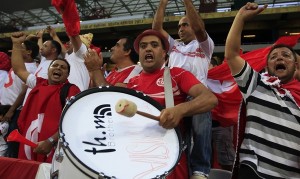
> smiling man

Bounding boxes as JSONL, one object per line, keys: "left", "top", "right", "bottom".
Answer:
{"left": 10, "top": 32, "right": 80, "bottom": 163}
{"left": 225, "top": 3, "right": 300, "bottom": 178}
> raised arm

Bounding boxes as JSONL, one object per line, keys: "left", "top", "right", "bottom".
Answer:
{"left": 152, "top": 0, "right": 169, "bottom": 39}
{"left": 225, "top": 2, "right": 267, "bottom": 75}
{"left": 36, "top": 29, "right": 45, "bottom": 50}
{"left": 11, "top": 32, "right": 31, "bottom": 83}
{"left": 69, "top": 35, "right": 82, "bottom": 53}
{"left": 184, "top": 0, "right": 207, "bottom": 42}
{"left": 47, "top": 26, "right": 67, "bottom": 56}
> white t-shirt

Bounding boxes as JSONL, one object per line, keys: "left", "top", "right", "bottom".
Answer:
{"left": 34, "top": 56, "right": 52, "bottom": 79}
{"left": 0, "top": 63, "right": 37, "bottom": 105}
{"left": 66, "top": 44, "right": 90, "bottom": 91}
{"left": 168, "top": 34, "right": 214, "bottom": 86}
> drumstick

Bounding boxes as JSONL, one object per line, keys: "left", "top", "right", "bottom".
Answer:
{"left": 7, "top": 129, "right": 38, "bottom": 148}
{"left": 136, "top": 110, "right": 160, "bottom": 121}
{"left": 115, "top": 99, "right": 160, "bottom": 121}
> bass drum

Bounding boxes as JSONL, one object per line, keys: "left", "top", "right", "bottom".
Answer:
{"left": 51, "top": 86, "right": 182, "bottom": 179}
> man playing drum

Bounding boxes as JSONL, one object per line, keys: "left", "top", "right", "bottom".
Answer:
{"left": 85, "top": 29, "right": 218, "bottom": 178}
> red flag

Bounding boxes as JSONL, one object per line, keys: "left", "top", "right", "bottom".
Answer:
{"left": 51, "top": 0, "right": 80, "bottom": 36}
{"left": 207, "top": 80, "right": 242, "bottom": 127}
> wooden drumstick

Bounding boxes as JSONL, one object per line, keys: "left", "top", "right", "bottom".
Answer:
{"left": 136, "top": 110, "right": 160, "bottom": 121}
{"left": 115, "top": 99, "right": 160, "bottom": 121}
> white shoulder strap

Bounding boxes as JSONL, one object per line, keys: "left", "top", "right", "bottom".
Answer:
{"left": 163, "top": 66, "right": 174, "bottom": 108}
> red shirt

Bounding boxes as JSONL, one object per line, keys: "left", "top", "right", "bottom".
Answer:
{"left": 106, "top": 65, "right": 142, "bottom": 85}
{"left": 128, "top": 67, "right": 200, "bottom": 107}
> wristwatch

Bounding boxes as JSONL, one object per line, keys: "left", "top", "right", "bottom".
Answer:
{"left": 47, "top": 137, "right": 56, "bottom": 146}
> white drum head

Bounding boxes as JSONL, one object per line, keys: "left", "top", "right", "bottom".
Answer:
{"left": 60, "top": 86, "right": 181, "bottom": 178}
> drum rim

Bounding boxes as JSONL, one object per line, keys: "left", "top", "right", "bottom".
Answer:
{"left": 59, "top": 86, "right": 183, "bottom": 178}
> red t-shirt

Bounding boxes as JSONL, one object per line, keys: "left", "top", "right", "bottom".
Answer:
{"left": 127, "top": 67, "right": 201, "bottom": 179}
{"left": 127, "top": 67, "right": 200, "bottom": 106}
{"left": 106, "top": 65, "right": 141, "bottom": 85}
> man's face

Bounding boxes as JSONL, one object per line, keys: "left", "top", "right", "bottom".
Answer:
{"left": 178, "top": 17, "right": 195, "bottom": 44}
{"left": 48, "top": 60, "right": 69, "bottom": 85}
{"left": 110, "top": 38, "right": 128, "bottom": 63}
{"left": 40, "top": 41, "right": 54, "bottom": 57}
{"left": 138, "top": 35, "right": 166, "bottom": 73}
{"left": 267, "top": 47, "right": 297, "bottom": 83}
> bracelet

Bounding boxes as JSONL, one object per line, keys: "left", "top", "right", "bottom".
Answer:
{"left": 47, "top": 137, "right": 56, "bottom": 146}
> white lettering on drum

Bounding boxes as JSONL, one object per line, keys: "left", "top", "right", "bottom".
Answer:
{"left": 82, "top": 104, "right": 116, "bottom": 154}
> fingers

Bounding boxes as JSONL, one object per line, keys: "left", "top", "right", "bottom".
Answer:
{"left": 160, "top": 120, "right": 177, "bottom": 129}
{"left": 245, "top": 2, "right": 255, "bottom": 10}
{"left": 11, "top": 32, "right": 25, "bottom": 38}
{"left": 102, "top": 63, "right": 107, "bottom": 73}
{"left": 84, "top": 49, "right": 93, "bottom": 58}
{"left": 11, "top": 32, "right": 26, "bottom": 43}
{"left": 244, "top": 2, "right": 267, "bottom": 11}
{"left": 33, "top": 141, "right": 52, "bottom": 154}
{"left": 84, "top": 49, "right": 103, "bottom": 72}
{"left": 33, "top": 142, "right": 41, "bottom": 153}
{"left": 87, "top": 48, "right": 97, "bottom": 56}
{"left": 259, "top": 4, "right": 268, "bottom": 12}
{"left": 25, "top": 34, "right": 38, "bottom": 41}
{"left": 36, "top": 29, "right": 45, "bottom": 37}
{"left": 159, "top": 109, "right": 177, "bottom": 129}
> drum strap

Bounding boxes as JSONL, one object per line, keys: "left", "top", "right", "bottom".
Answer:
{"left": 163, "top": 66, "right": 174, "bottom": 108}
{"left": 60, "top": 83, "right": 74, "bottom": 109}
